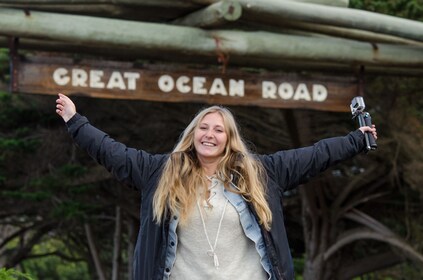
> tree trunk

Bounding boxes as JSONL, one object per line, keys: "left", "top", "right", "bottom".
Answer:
{"left": 127, "top": 218, "right": 136, "bottom": 280}
{"left": 112, "top": 206, "right": 122, "bottom": 280}
{"left": 5, "top": 223, "right": 55, "bottom": 268}
{"left": 284, "top": 110, "right": 341, "bottom": 280}
{"left": 84, "top": 223, "right": 107, "bottom": 280}
{"left": 300, "top": 177, "right": 341, "bottom": 279}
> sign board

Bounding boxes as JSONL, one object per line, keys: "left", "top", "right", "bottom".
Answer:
{"left": 12, "top": 55, "right": 358, "bottom": 112}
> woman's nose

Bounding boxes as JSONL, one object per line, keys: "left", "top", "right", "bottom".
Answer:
{"left": 205, "top": 129, "right": 213, "bottom": 138}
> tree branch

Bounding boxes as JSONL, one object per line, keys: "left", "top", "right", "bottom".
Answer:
{"left": 112, "top": 206, "right": 122, "bottom": 280}
{"left": 332, "top": 165, "right": 378, "bottom": 213}
{"left": 84, "top": 223, "right": 106, "bottom": 280}
{"left": 5, "top": 222, "right": 56, "bottom": 268}
{"left": 324, "top": 227, "right": 423, "bottom": 266}
{"left": 344, "top": 209, "right": 393, "bottom": 235}
{"left": 339, "top": 251, "right": 404, "bottom": 280}
{"left": 26, "top": 251, "right": 84, "bottom": 262}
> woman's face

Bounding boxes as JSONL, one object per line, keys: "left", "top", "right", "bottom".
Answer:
{"left": 194, "top": 112, "right": 228, "bottom": 164}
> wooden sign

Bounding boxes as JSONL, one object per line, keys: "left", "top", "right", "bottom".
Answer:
{"left": 12, "top": 55, "right": 358, "bottom": 112}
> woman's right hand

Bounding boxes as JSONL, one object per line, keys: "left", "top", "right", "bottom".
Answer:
{"left": 56, "top": 93, "right": 76, "bottom": 122}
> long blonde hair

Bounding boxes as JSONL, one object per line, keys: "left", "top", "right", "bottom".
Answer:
{"left": 153, "top": 106, "right": 272, "bottom": 230}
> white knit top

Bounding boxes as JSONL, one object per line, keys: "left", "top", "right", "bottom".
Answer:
{"left": 170, "top": 178, "right": 267, "bottom": 279}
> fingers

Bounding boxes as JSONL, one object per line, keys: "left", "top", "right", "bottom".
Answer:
{"left": 370, "top": 125, "right": 377, "bottom": 140}
{"left": 55, "top": 93, "right": 65, "bottom": 115}
{"left": 58, "top": 93, "right": 71, "bottom": 103}
{"left": 56, "top": 93, "right": 76, "bottom": 122}
{"left": 56, "top": 103, "right": 64, "bottom": 115}
{"left": 365, "top": 125, "right": 377, "bottom": 140}
{"left": 55, "top": 93, "right": 68, "bottom": 117}
{"left": 373, "top": 130, "right": 378, "bottom": 140}
{"left": 358, "top": 125, "right": 378, "bottom": 140}
{"left": 56, "top": 94, "right": 63, "bottom": 106}
{"left": 56, "top": 93, "right": 71, "bottom": 108}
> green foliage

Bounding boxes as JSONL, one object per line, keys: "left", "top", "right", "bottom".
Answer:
{"left": 293, "top": 257, "right": 305, "bottom": 280}
{"left": 0, "top": 138, "right": 39, "bottom": 153}
{"left": 352, "top": 262, "right": 423, "bottom": 279}
{"left": 2, "top": 190, "right": 51, "bottom": 202}
{"left": 0, "top": 92, "right": 44, "bottom": 129}
{"left": 1, "top": 163, "right": 94, "bottom": 209}
{"left": 52, "top": 200, "right": 96, "bottom": 220}
{"left": 0, "top": 92, "right": 107, "bottom": 278}
{"left": 22, "top": 239, "right": 90, "bottom": 280}
{"left": 350, "top": 0, "right": 423, "bottom": 21}
{"left": 0, "top": 48, "right": 9, "bottom": 83}
{"left": 0, "top": 268, "right": 34, "bottom": 280}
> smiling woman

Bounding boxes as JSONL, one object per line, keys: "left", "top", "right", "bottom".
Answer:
{"left": 55, "top": 93, "right": 376, "bottom": 280}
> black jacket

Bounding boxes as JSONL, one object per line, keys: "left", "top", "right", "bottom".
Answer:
{"left": 67, "top": 113, "right": 365, "bottom": 280}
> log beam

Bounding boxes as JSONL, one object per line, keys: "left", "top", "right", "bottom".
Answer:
{"left": 0, "top": 3, "right": 198, "bottom": 22}
{"left": 172, "top": 0, "right": 242, "bottom": 28}
{"left": 0, "top": 0, "right": 193, "bottom": 7}
{"left": 3, "top": 36, "right": 423, "bottom": 76}
{"left": 0, "top": 0, "right": 349, "bottom": 8}
{"left": 244, "top": 19, "right": 423, "bottom": 47}
{"left": 1, "top": 8, "right": 423, "bottom": 75}
{"left": 189, "top": 0, "right": 349, "bottom": 8}
{"left": 291, "top": 0, "right": 348, "bottom": 7}
{"left": 236, "top": 0, "right": 423, "bottom": 42}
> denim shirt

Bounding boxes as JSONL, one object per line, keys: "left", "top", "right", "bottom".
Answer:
{"left": 163, "top": 179, "right": 273, "bottom": 279}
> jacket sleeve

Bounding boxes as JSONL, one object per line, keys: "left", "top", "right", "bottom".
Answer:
{"left": 66, "top": 113, "right": 167, "bottom": 191}
{"left": 260, "top": 130, "right": 365, "bottom": 192}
